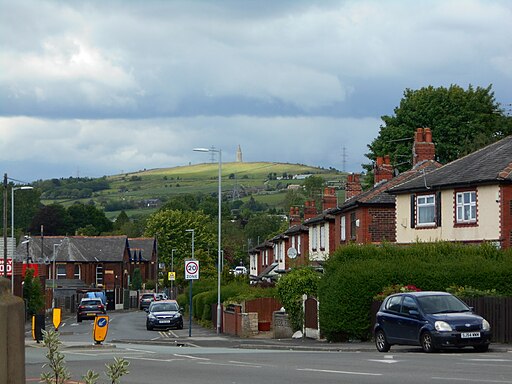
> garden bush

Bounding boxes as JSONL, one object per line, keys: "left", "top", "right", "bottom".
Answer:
{"left": 319, "top": 242, "right": 512, "bottom": 342}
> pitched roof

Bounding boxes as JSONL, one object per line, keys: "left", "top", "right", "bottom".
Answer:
{"left": 388, "top": 135, "right": 512, "bottom": 194}
{"left": 127, "top": 237, "right": 156, "bottom": 262}
{"left": 336, "top": 160, "right": 442, "bottom": 211}
{"left": 18, "top": 235, "right": 130, "bottom": 263}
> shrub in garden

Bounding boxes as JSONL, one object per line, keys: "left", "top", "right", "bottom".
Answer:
{"left": 276, "top": 267, "right": 320, "bottom": 332}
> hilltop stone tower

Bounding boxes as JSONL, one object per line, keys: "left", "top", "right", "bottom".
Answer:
{"left": 236, "top": 144, "right": 243, "bottom": 162}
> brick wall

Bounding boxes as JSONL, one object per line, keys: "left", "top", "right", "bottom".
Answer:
{"left": 368, "top": 207, "right": 396, "bottom": 243}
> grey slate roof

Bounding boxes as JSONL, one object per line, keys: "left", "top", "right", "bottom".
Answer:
{"left": 388, "top": 135, "right": 512, "bottom": 194}
{"left": 18, "top": 236, "right": 131, "bottom": 263}
{"left": 127, "top": 238, "right": 156, "bottom": 262}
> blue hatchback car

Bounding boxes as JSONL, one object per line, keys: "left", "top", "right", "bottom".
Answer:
{"left": 374, "top": 291, "right": 491, "bottom": 353}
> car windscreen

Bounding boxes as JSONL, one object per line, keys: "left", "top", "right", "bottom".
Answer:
{"left": 417, "top": 295, "right": 470, "bottom": 314}
{"left": 141, "top": 294, "right": 154, "bottom": 299}
{"left": 81, "top": 300, "right": 101, "bottom": 306}
{"left": 150, "top": 303, "right": 179, "bottom": 312}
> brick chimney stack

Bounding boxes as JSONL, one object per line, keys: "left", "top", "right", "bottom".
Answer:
{"left": 374, "top": 155, "right": 394, "bottom": 184}
{"left": 345, "top": 173, "right": 362, "bottom": 201}
{"left": 304, "top": 200, "right": 318, "bottom": 220}
{"left": 289, "top": 206, "right": 302, "bottom": 227}
{"left": 413, "top": 127, "right": 436, "bottom": 166}
{"left": 322, "top": 187, "right": 337, "bottom": 211}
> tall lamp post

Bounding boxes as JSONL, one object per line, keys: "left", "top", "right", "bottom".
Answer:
{"left": 171, "top": 248, "right": 176, "bottom": 299}
{"left": 193, "top": 147, "right": 222, "bottom": 334}
{"left": 52, "top": 242, "right": 62, "bottom": 308}
{"left": 185, "top": 229, "right": 194, "bottom": 337}
{"left": 11, "top": 185, "right": 34, "bottom": 293}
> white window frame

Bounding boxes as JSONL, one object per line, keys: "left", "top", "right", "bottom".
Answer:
{"left": 74, "top": 264, "right": 81, "bottom": 279}
{"left": 311, "top": 226, "right": 318, "bottom": 250}
{"left": 320, "top": 225, "right": 326, "bottom": 250}
{"left": 296, "top": 235, "right": 301, "bottom": 255}
{"left": 417, "top": 194, "right": 436, "bottom": 226}
{"left": 96, "top": 264, "right": 104, "bottom": 286}
{"left": 456, "top": 191, "right": 477, "bottom": 223}
{"left": 56, "top": 264, "right": 66, "bottom": 280}
{"left": 341, "top": 216, "right": 346, "bottom": 241}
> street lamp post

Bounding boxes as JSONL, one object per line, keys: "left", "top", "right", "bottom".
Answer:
{"left": 193, "top": 147, "right": 222, "bottom": 334}
{"left": 52, "top": 242, "right": 62, "bottom": 308}
{"left": 185, "top": 229, "right": 194, "bottom": 337}
{"left": 171, "top": 248, "right": 176, "bottom": 299}
{"left": 11, "top": 185, "right": 34, "bottom": 293}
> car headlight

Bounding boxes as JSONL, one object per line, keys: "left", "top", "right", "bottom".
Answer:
{"left": 435, "top": 321, "right": 452, "bottom": 332}
{"left": 148, "top": 314, "right": 156, "bottom": 320}
{"left": 482, "top": 319, "right": 491, "bottom": 331}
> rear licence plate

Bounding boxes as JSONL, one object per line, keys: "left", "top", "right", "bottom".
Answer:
{"left": 461, "top": 332, "right": 480, "bottom": 338}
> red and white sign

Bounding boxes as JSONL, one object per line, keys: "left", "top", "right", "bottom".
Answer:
{"left": 0, "top": 258, "right": 13, "bottom": 276}
{"left": 185, "top": 259, "right": 199, "bottom": 280}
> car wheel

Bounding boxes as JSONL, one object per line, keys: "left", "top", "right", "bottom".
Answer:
{"left": 177, "top": 321, "right": 183, "bottom": 330}
{"left": 146, "top": 323, "right": 153, "bottom": 331}
{"left": 474, "top": 344, "right": 489, "bottom": 352}
{"left": 375, "top": 329, "right": 390, "bottom": 352}
{"left": 420, "top": 331, "right": 436, "bottom": 353}
{"left": 77, "top": 317, "right": 82, "bottom": 323}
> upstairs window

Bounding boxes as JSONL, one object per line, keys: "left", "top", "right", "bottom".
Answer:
{"left": 311, "top": 226, "right": 318, "bottom": 250}
{"left": 340, "top": 216, "right": 346, "bottom": 241}
{"left": 74, "top": 264, "right": 81, "bottom": 279}
{"left": 417, "top": 194, "right": 436, "bottom": 226}
{"left": 96, "top": 264, "right": 103, "bottom": 287}
{"left": 456, "top": 191, "right": 477, "bottom": 223}
{"left": 56, "top": 264, "right": 66, "bottom": 279}
{"left": 320, "top": 225, "right": 326, "bottom": 250}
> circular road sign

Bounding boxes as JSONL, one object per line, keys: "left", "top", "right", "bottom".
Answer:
{"left": 185, "top": 260, "right": 199, "bottom": 280}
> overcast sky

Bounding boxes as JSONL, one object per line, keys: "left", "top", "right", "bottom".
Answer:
{"left": 1, "top": 0, "right": 511, "bottom": 183}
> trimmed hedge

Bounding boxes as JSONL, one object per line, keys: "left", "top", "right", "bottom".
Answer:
{"left": 319, "top": 242, "right": 512, "bottom": 342}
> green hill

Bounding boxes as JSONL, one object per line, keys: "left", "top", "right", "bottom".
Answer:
{"left": 39, "top": 162, "right": 346, "bottom": 219}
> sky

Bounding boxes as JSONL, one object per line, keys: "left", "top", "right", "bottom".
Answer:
{"left": 1, "top": 0, "right": 511, "bottom": 183}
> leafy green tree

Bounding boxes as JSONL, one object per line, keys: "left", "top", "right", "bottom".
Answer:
{"left": 366, "top": 84, "right": 512, "bottom": 174}
{"left": 276, "top": 268, "right": 321, "bottom": 332}
{"left": 113, "top": 210, "right": 130, "bottom": 230}
{"left": 131, "top": 268, "right": 142, "bottom": 290}
{"left": 67, "top": 203, "right": 113, "bottom": 234}
{"left": 303, "top": 175, "right": 325, "bottom": 198}
{"left": 23, "top": 268, "right": 45, "bottom": 317}
{"left": 243, "top": 213, "right": 288, "bottom": 246}
{"left": 145, "top": 209, "right": 217, "bottom": 289}
{"left": 29, "top": 204, "right": 71, "bottom": 235}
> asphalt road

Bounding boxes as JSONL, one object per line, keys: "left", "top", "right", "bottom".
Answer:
{"left": 25, "top": 310, "right": 512, "bottom": 384}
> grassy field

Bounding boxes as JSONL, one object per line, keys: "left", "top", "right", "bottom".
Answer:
{"left": 43, "top": 161, "right": 346, "bottom": 218}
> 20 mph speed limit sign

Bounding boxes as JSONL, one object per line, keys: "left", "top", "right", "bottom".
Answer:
{"left": 185, "top": 259, "right": 199, "bottom": 280}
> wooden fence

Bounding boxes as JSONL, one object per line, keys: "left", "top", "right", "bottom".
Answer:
{"left": 464, "top": 297, "right": 512, "bottom": 343}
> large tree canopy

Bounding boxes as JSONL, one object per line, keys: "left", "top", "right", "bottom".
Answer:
{"left": 366, "top": 84, "right": 512, "bottom": 173}
{"left": 145, "top": 209, "right": 217, "bottom": 288}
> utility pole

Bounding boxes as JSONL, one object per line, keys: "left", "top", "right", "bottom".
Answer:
{"left": 3, "top": 173, "right": 7, "bottom": 277}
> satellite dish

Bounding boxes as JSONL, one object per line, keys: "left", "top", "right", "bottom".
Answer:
{"left": 287, "top": 247, "right": 297, "bottom": 259}
{"left": 43, "top": 257, "right": 50, "bottom": 265}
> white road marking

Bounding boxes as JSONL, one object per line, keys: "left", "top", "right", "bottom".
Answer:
{"left": 173, "top": 354, "right": 210, "bottom": 361}
{"left": 125, "top": 348, "right": 156, "bottom": 354}
{"left": 298, "top": 368, "right": 381, "bottom": 376}
{"left": 432, "top": 377, "right": 512, "bottom": 383}
{"left": 198, "top": 362, "right": 261, "bottom": 368}
{"left": 369, "top": 359, "right": 399, "bottom": 364}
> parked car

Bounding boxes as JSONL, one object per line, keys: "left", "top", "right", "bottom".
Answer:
{"left": 146, "top": 300, "right": 183, "bottom": 330}
{"left": 374, "top": 291, "right": 491, "bottom": 353}
{"left": 233, "top": 266, "right": 247, "bottom": 275}
{"left": 139, "top": 293, "right": 157, "bottom": 310}
{"left": 77, "top": 298, "right": 106, "bottom": 322}
{"left": 156, "top": 292, "right": 168, "bottom": 301}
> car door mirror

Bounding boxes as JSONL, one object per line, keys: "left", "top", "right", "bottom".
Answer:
{"left": 409, "top": 309, "right": 420, "bottom": 317}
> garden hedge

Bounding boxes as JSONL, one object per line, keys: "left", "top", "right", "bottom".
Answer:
{"left": 319, "top": 242, "right": 512, "bottom": 342}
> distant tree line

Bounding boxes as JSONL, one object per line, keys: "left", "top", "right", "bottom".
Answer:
{"left": 34, "top": 176, "right": 110, "bottom": 199}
